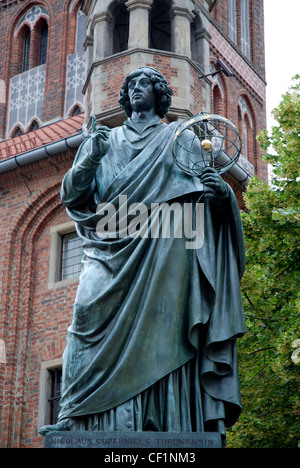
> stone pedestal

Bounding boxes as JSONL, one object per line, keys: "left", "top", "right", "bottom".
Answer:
{"left": 45, "top": 431, "right": 223, "bottom": 449}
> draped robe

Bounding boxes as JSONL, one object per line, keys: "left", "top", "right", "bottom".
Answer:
{"left": 58, "top": 116, "right": 246, "bottom": 433}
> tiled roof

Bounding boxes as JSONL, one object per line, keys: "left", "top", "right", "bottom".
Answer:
{"left": 0, "top": 0, "right": 22, "bottom": 10}
{"left": 0, "top": 114, "right": 84, "bottom": 161}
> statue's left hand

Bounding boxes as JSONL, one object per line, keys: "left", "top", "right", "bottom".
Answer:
{"left": 198, "top": 167, "right": 228, "bottom": 200}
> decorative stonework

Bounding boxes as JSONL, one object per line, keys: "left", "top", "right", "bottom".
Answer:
{"left": 238, "top": 95, "right": 253, "bottom": 126}
{"left": 15, "top": 5, "right": 48, "bottom": 32}
{"left": 8, "top": 64, "right": 46, "bottom": 135}
{"left": 65, "top": 10, "right": 86, "bottom": 116}
{"left": 209, "top": 23, "right": 265, "bottom": 100}
{"left": 65, "top": 53, "right": 86, "bottom": 115}
{"left": 238, "top": 154, "right": 254, "bottom": 177}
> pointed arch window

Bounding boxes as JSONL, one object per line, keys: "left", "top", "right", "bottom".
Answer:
{"left": 68, "top": 104, "right": 83, "bottom": 117}
{"left": 13, "top": 7, "right": 49, "bottom": 75}
{"left": 39, "top": 23, "right": 48, "bottom": 65}
{"left": 229, "top": 0, "right": 250, "bottom": 58}
{"left": 11, "top": 126, "right": 24, "bottom": 138}
{"left": 228, "top": 0, "right": 237, "bottom": 44}
{"left": 22, "top": 28, "right": 31, "bottom": 72}
{"left": 9, "top": 6, "right": 49, "bottom": 137}
{"left": 241, "top": 0, "right": 250, "bottom": 58}
{"left": 212, "top": 84, "right": 224, "bottom": 116}
{"left": 28, "top": 120, "right": 40, "bottom": 132}
{"left": 238, "top": 96, "right": 253, "bottom": 161}
{"left": 65, "top": 9, "right": 86, "bottom": 117}
{"left": 72, "top": 105, "right": 82, "bottom": 117}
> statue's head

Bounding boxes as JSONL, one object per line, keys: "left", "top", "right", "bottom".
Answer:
{"left": 119, "top": 67, "right": 173, "bottom": 119}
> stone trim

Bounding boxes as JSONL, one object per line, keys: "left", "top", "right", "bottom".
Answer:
{"left": 125, "top": 0, "right": 153, "bottom": 11}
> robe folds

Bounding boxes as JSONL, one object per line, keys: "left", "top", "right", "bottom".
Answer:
{"left": 59, "top": 116, "right": 246, "bottom": 430}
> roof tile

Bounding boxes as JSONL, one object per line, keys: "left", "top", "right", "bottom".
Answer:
{"left": 0, "top": 114, "right": 84, "bottom": 161}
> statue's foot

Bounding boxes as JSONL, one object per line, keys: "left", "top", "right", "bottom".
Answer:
{"left": 39, "top": 419, "right": 71, "bottom": 436}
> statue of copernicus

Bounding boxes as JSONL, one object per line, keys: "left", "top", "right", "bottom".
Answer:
{"left": 39, "top": 67, "right": 246, "bottom": 442}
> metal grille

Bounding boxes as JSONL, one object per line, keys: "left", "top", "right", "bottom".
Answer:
{"left": 48, "top": 368, "right": 62, "bottom": 425}
{"left": 39, "top": 25, "right": 48, "bottom": 65}
{"left": 61, "top": 231, "right": 83, "bottom": 281}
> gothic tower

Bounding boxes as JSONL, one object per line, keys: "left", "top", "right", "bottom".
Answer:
{"left": 80, "top": 0, "right": 267, "bottom": 191}
{"left": 82, "top": 0, "right": 212, "bottom": 126}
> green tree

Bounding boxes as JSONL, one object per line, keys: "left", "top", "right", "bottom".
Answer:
{"left": 227, "top": 76, "right": 300, "bottom": 448}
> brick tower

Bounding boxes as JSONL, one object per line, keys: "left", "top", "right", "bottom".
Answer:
{"left": 0, "top": 0, "right": 266, "bottom": 448}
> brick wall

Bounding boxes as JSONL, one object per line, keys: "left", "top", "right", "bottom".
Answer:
{"left": 210, "top": 0, "right": 267, "bottom": 181}
{"left": 209, "top": 47, "right": 267, "bottom": 180}
{"left": 0, "top": 152, "right": 77, "bottom": 447}
{"left": 0, "top": 0, "right": 81, "bottom": 139}
{"left": 211, "top": 0, "right": 265, "bottom": 78}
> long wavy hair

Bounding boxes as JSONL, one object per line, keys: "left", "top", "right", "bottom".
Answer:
{"left": 119, "top": 67, "right": 173, "bottom": 118}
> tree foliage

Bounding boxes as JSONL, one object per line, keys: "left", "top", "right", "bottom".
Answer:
{"left": 227, "top": 76, "right": 300, "bottom": 448}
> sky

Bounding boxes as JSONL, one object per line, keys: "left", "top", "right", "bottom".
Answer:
{"left": 264, "top": 0, "right": 300, "bottom": 131}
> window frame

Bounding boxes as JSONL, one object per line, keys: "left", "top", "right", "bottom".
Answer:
{"left": 22, "top": 28, "right": 31, "bottom": 72}
{"left": 228, "top": 0, "right": 237, "bottom": 44}
{"left": 13, "top": 10, "right": 49, "bottom": 76}
{"left": 11, "top": 125, "right": 25, "bottom": 137}
{"left": 238, "top": 95, "right": 254, "bottom": 162}
{"left": 27, "top": 119, "right": 40, "bottom": 132}
{"left": 48, "top": 221, "right": 83, "bottom": 290}
{"left": 241, "top": 0, "right": 250, "bottom": 59}
{"left": 38, "top": 358, "right": 62, "bottom": 429}
{"left": 60, "top": 230, "right": 84, "bottom": 282}
{"left": 38, "top": 22, "right": 48, "bottom": 66}
{"left": 48, "top": 367, "right": 62, "bottom": 425}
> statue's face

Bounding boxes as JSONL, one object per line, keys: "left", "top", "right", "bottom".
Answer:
{"left": 128, "top": 73, "right": 156, "bottom": 113}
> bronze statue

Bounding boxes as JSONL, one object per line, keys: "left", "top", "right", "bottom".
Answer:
{"left": 40, "top": 67, "right": 246, "bottom": 442}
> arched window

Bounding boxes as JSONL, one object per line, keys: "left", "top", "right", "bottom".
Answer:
{"left": 31, "top": 17, "right": 49, "bottom": 68}
{"left": 22, "top": 27, "right": 31, "bottom": 72}
{"left": 65, "top": 9, "right": 86, "bottom": 117}
{"left": 11, "top": 125, "right": 24, "bottom": 138}
{"left": 229, "top": 0, "right": 250, "bottom": 58}
{"left": 8, "top": 7, "right": 49, "bottom": 136}
{"left": 228, "top": 0, "right": 237, "bottom": 44}
{"left": 212, "top": 85, "right": 224, "bottom": 115}
{"left": 210, "top": 62, "right": 226, "bottom": 116}
{"left": 150, "top": 0, "right": 172, "bottom": 51}
{"left": 68, "top": 104, "right": 83, "bottom": 118}
{"left": 39, "top": 23, "right": 48, "bottom": 65}
{"left": 13, "top": 6, "right": 49, "bottom": 74}
{"left": 238, "top": 96, "right": 253, "bottom": 161}
{"left": 242, "top": 115, "right": 248, "bottom": 159}
{"left": 28, "top": 120, "right": 40, "bottom": 132}
{"left": 241, "top": 0, "right": 250, "bottom": 58}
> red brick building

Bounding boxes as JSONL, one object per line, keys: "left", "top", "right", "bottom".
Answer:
{"left": 0, "top": 0, "right": 267, "bottom": 448}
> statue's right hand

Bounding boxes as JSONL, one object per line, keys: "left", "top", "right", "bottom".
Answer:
{"left": 90, "top": 126, "right": 111, "bottom": 162}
